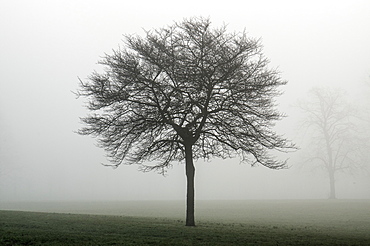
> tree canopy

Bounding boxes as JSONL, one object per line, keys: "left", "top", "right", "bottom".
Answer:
{"left": 78, "top": 17, "right": 292, "bottom": 172}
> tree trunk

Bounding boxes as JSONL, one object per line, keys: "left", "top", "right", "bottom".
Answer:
{"left": 328, "top": 169, "right": 336, "bottom": 199}
{"left": 324, "top": 130, "right": 336, "bottom": 199}
{"left": 185, "top": 143, "right": 195, "bottom": 226}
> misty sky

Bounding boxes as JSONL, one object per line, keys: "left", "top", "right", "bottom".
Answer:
{"left": 1, "top": 0, "right": 370, "bottom": 202}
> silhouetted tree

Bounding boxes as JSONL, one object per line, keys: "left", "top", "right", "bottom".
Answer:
{"left": 298, "top": 87, "right": 365, "bottom": 199}
{"left": 77, "top": 17, "right": 294, "bottom": 226}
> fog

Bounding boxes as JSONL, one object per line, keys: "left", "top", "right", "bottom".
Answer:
{"left": 1, "top": 0, "right": 370, "bottom": 203}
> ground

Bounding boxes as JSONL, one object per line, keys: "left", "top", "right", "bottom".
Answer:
{"left": 0, "top": 200, "right": 369, "bottom": 245}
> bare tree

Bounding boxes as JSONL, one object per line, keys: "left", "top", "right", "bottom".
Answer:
{"left": 298, "top": 87, "right": 365, "bottom": 199}
{"left": 76, "top": 17, "right": 294, "bottom": 226}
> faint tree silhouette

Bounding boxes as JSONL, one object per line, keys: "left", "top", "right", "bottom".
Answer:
{"left": 298, "top": 87, "right": 366, "bottom": 199}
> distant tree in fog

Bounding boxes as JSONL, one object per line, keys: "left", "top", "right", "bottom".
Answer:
{"left": 298, "top": 87, "right": 366, "bottom": 199}
{"left": 359, "top": 78, "right": 370, "bottom": 176}
{"left": 76, "top": 17, "right": 294, "bottom": 226}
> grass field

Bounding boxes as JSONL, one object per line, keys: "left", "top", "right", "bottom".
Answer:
{"left": 0, "top": 200, "right": 369, "bottom": 245}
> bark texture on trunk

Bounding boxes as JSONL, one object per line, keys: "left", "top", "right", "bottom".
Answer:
{"left": 185, "top": 143, "right": 195, "bottom": 226}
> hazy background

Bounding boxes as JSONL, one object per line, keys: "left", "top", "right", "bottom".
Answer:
{"left": 1, "top": 0, "right": 369, "bottom": 202}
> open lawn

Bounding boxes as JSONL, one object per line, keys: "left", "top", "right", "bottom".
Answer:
{"left": 0, "top": 200, "right": 369, "bottom": 245}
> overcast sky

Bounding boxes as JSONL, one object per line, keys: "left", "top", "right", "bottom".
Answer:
{"left": 1, "top": 0, "right": 370, "bottom": 202}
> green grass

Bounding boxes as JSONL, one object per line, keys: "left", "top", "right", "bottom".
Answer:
{"left": 1, "top": 200, "right": 369, "bottom": 245}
